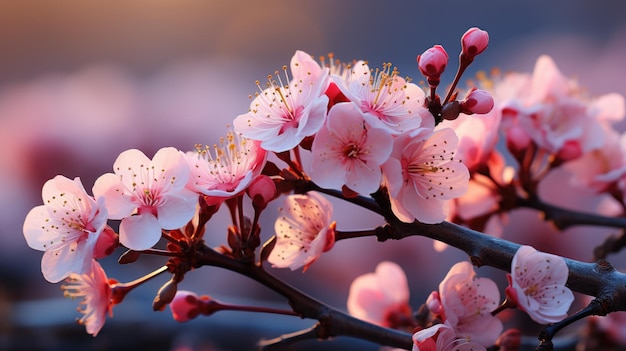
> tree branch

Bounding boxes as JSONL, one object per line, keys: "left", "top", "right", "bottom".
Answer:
{"left": 195, "top": 246, "right": 413, "bottom": 349}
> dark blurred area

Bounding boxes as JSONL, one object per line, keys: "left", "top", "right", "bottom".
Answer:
{"left": 2, "top": 1, "right": 626, "bottom": 350}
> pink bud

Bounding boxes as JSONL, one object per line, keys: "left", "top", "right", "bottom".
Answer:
{"left": 93, "top": 225, "right": 118, "bottom": 259}
{"left": 461, "top": 27, "right": 489, "bottom": 59}
{"left": 496, "top": 328, "right": 522, "bottom": 351}
{"left": 246, "top": 175, "right": 277, "bottom": 210}
{"left": 556, "top": 140, "right": 583, "bottom": 162}
{"left": 460, "top": 87, "right": 494, "bottom": 115}
{"left": 170, "top": 290, "right": 201, "bottom": 322}
{"left": 505, "top": 124, "right": 531, "bottom": 154}
{"left": 417, "top": 45, "right": 448, "bottom": 83}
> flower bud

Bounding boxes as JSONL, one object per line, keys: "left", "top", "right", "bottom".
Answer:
{"left": 153, "top": 279, "right": 178, "bottom": 311}
{"left": 170, "top": 290, "right": 201, "bottom": 322}
{"left": 461, "top": 27, "right": 489, "bottom": 59}
{"left": 246, "top": 175, "right": 277, "bottom": 210}
{"left": 94, "top": 225, "right": 119, "bottom": 259}
{"left": 417, "top": 45, "right": 448, "bottom": 85}
{"left": 505, "top": 125, "right": 531, "bottom": 155}
{"left": 556, "top": 140, "right": 583, "bottom": 163}
{"left": 460, "top": 87, "right": 494, "bottom": 115}
{"left": 496, "top": 328, "right": 522, "bottom": 351}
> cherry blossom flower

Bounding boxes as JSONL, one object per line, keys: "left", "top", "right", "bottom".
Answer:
{"left": 333, "top": 60, "right": 433, "bottom": 134}
{"left": 267, "top": 191, "right": 336, "bottom": 271}
{"left": 412, "top": 322, "right": 487, "bottom": 351}
{"left": 233, "top": 50, "right": 330, "bottom": 152}
{"left": 347, "top": 261, "right": 412, "bottom": 328}
{"left": 382, "top": 127, "right": 469, "bottom": 224}
{"left": 61, "top": 260, "right": 114, "bottom": 336}
{"left": 184, "top": 129, "right": 266, "bottom": 203}
{"left": 93, "top": 147, "right": 197, "bottom": 251}
{"left": 499, "top": 55, "right": 617, "bottom": 158}
{"left": 565, "top": 127, "right": 626, "bottom": 193}
{"left": 310, "top": 102, "right": 393, "bottom": 194}
{"left": 23, "top": 175, "right": 109, "bottom": 283}
{"left": 505, "top": 245, "right": 574, "bottom": 324}
{"left": 427, "top": 261, "right": 502, "bottom": 347}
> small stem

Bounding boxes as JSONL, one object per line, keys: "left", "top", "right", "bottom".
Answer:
{"left": 258, "top": 324, "right": 319, "bottom": 350}
{"left": 335, "top": 229, "right": 378, "bottom": 241}
{"left": 443, "top": 55, "right": 470, "bottom": 104}
{"left": 139, "top": 248, "right": 185, "bottom": 258}
{"left": 221, "top": 303, "right": 300, "bottom": 317}
{"left": 491, "top": 298, "right": 516, "bottom": 316}
{"left": 115, "top": 265, "right": 169, "bottom": 289}
{"left": 518, "top": 195, "right": 626, "bottom": 231}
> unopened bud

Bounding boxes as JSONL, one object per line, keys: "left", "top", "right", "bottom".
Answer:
{"left": 505, "top": 125, "right": 531, "bottom": 155}
{"left": 461, "top": 27, "right": 489, "bottom": 60}
{"left": 169, "top": 290, "right": 201, "bottom": 322}
{"left": 556, "top": 140, "right": 583, "bottom": 163}
{"left": 460, "top": 88, "right": 494, "bottom": 115}
{"left": 118, "top": 249, "right": 141, "bottom": 264}
{"left": 417, "top": 45, "right": 448, "bottom": 86}
{"left": 153, "top": 279, "right": 178, "bottom": 311}
{"left": 93, "top": 225, "right": 118, "bottom": 259}
{"left": 496, "top": 328, "right": 522, "bottom": 351}
{"left": 247, "top": 175, "right": 277, "bottom": 210}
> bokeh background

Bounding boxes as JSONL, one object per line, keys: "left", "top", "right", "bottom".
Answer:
{"left": 2, "top": 1, "right": 626, "bottom": 350}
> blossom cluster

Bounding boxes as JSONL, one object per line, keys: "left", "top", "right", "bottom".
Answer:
{"left": 21, "top": 26, "right": 624, "bottom": 350}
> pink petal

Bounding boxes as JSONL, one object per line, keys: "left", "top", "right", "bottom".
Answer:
{"left": 41, "top": 240, "right": 92, "bottom": 283}
{"left": 157, "top": 192, "right": 197, "bottom": 229}
{"left": 150, "top": 147, "right": 191, "bottom": 193}
{"left": 23, "top": 205, "right": 58, "bottom": 250}
{"left": 119, "top": 213, "right": 162, "bottom": 250}
{"left": 92, "top": 173, "right": 136, "bottom": 219}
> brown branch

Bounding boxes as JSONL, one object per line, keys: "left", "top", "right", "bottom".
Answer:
{"left": 380, "top": 219, "right": 626, "bottom": 314}
{"left": 518, "top": 196, "right": 626, "bottom": 231}
{"left": 195, "top": 246, "right": 413, "bottom": 349}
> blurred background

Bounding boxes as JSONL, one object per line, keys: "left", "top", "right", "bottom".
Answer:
{"left": 2, "top": 1, "right": 626, "bottom": 350}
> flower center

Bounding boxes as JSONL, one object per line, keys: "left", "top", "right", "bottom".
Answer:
{"left": 343, "top": 143, "right": 361, "bottom": 159}
{"left": 524, "top": 284, "right": 538, "bottom": 296}
{"left": 407, "top": 163, "right": 439, "bottom": 174}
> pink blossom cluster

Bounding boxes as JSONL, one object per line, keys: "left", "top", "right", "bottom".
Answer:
{"left": 21, "top": 25, "right": 611, "bottom": 349}
{"left": 348, "top": 246, "right": 573, "bottom": 350}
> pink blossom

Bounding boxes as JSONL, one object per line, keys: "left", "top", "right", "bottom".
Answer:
{"left": 382, "top": 128, "right": 469, "bottom": 224}
{"left": 499, "top": 55, "right": 611, "bottom": 157}
{"left": 333, "top": 61, "right": 433, "bottom": 134}
{"left": 185, "top": 129, "right": 267, "bottom": 202}
{"left": 310, "top": 102, "right": 393, "bottom": 194}
{"left": 93, "top": 147, "right": 197, "bottom": 251}
{"left": 439, "top": 103, "right": 501, "bottom": 172}
{"left": 427, "top": 261, "right": 502, "bottom": 347}
{"left": 565, "top": 127, "right": 626, "bottom": 192}
{"left": 505, "top": 245, "right": 574, "bottom": 324}
{"left": 412, "top": 322, "right": 487, "bottom": 351}
{"left": 461, "top": 27, "right": 489, "bottom": 59}
{"left": 347, "top": 261, "right": 411, "bottom": 328}
{"left": 233, "top": 50, "right": 330, "bottom": 152}
{"left": 267, "top": 192, "right": 336, "bottom": 271}
{"left": 61, "top": 260, "right": 113, "bottom": 336}
{"left": 23, "top": 175, "right": 109, "bottom": 283}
